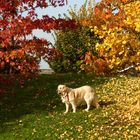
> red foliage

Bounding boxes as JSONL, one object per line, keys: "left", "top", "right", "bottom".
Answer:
{"left": 0, "top": 0, "right": 76, "bottom": 93}
{"left": 0, "top": 0, "right": 76, "bottom": 76}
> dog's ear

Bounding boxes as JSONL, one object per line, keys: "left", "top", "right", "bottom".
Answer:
{"left": 63, "top": 85, "right": 70, "bottom": 93}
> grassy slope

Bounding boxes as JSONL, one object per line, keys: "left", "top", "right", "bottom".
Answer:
{"left": 0, "top": 73, "right": 140, "bottom": 139}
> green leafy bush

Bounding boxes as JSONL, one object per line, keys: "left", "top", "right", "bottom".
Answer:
{"left": 49, "top": 25, "right": 98, "bottom": 73}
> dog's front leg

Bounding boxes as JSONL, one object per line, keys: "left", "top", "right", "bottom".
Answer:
{"left": 64, "top": 103, "right": 69, "bottom": 114}
{"left": 71, "top": 101, "right": 76, "bottom": 113}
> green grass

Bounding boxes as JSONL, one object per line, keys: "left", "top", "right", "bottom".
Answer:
{"left": 0, "top": 73, "right": 140, "bottom": 139}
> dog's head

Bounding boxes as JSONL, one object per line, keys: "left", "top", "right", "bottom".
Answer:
{"left": 57, "top": 85, "right": 68, "bottom": 95}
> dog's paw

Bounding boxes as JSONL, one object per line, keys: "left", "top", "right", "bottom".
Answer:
{"left": 64, "top": 111, "right": 68, "bottom": 114}
{"left": 85, "top": 109, "right": 89, "bottom": 112}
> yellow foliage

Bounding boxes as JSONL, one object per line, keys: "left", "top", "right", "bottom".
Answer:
{"left": 94, "top": 25, "right": 140, "bottom": 69}
{"left": 92, "top": 1, "right": 140, "bottom": 71}
{"left": 123, "top": 1, "right": 140, "bottom": 32}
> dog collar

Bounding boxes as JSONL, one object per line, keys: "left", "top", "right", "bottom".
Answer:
{"left": 62, "top": 93, "right": 69, "bottom": 103}
{"left": 66, "top": 92, "right": 70, "bottom": 102}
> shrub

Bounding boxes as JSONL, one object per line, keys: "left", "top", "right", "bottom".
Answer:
{"left": 49, "top": 25, "right": 99, "bottom": 73}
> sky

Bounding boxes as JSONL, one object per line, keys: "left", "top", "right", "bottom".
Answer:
{"left": 34, "top": 0, "right": 101, "bottom": 69}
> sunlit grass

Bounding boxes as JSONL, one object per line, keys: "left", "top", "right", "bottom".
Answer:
{"left": 0, "top": 73, "right": 140, "bottom": 139}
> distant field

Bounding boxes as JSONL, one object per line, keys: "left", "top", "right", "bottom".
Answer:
{"left": 39, "top": 69, "right": 54, "bottom": 74}
{"left": 0, "top": 73, "right": 140, "bottom": 139}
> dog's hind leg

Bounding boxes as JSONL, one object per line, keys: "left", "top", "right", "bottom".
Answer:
{"left": 85, "top": 99, "right": 92, "bottom": 112}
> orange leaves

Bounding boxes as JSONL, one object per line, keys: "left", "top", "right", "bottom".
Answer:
{"left": 121, "top": 0, "right": 128, "bottom": 3}
{"left": 85, "top": 52, "right": 94, "bottom": 65}
{"left": 80, "top": 19, "right": 91, "bottom": 27}
{"left": 95, "top": 58, "right": 107, "bottom": 74}
{"left": 99, "top": 48, "right": 105, "bottom": 57}
{"left": 10, "top": 51, "right": 17, "bottom": 60}
{"left": 82, "top": 52, "right": 107, "bottom": 75}
{"left": 94, "top": 5, "right": 112, "bottom": 21}
{"left": 92, "top": 0, "right": 128, "bottom": 29}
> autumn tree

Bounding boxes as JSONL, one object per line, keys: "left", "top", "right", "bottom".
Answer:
{"left": 0, "top": 0, "right": 75, "bottom": 75}
{"left": 49, "top": 0, "right": 100, "bottom": 73}
{"left": 0, "top": 0, "right": 76, "bottom": 94}
{"left": 80, "top": 0, "right": 140, "bottom": 74}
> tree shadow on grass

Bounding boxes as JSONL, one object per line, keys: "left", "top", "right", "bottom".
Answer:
{"left": 99, "top": 100, "right": 117, "bottom": 107}
{"left": 0, "top": 73, "right": 109, "bottom": 134}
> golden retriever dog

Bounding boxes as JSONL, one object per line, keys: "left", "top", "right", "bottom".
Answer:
{"left": 57, "top": 85, "right": 99, "bottom": 114}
